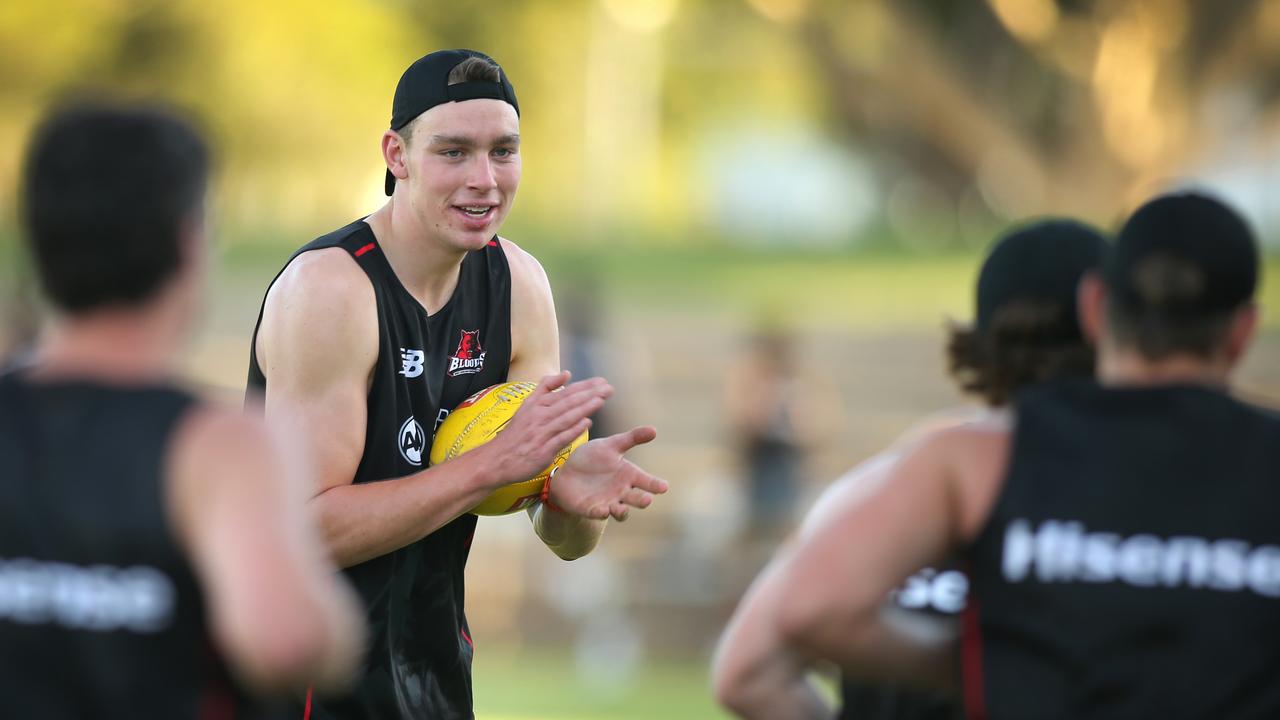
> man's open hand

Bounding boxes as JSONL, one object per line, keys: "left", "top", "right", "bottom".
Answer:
{"left": 549, "top": 426, "right": 668, "bottom": 521}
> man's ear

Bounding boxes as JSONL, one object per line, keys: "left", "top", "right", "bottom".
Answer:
{"left": 1077, "top": 271, "right": 1106, "bottom": 347}
{"left": 1223, "top": 302, "right": 1259, "bottom": 366}
{"left": 175, "top": 204, "right": 210, "bottom": 280}
{"left": 382, "top": 130, "right": 409, "bottom": 184}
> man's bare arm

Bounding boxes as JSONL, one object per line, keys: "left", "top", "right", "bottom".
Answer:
{"left": 772, "top": 424, "right": 1007, "bottom": 687}
{"left": 713, "top": 552, "right": 834, "bottom": 720}
{"left": 713, "top": 454, "right": 914, "bottom": 718}
{"left": 167, "top": 405, "right": 364, "bottom": 693}
{"left": 258, "top": 248, "right": 610, "bottom": 567}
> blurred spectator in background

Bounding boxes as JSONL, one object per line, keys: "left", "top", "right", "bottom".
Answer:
{"left": 725, "top": 318, "right": 842, "bottom": 542}
{"left": 559, "top": 278, "right": 619, "bottom": 439}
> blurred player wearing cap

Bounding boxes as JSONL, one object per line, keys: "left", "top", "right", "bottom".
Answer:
{"left": 247, "top": 49, "right": 668, "bottom": 718}
{"left": 1, "top": 100, "right": 364, "bottom": 718}
{"left": 714, "top": 220, "right": 1107, "bottom": 719}
{"left": 734, "top": 192, "right": 1280, "bottom": 719}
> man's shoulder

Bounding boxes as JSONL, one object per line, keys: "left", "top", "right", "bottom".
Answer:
{"left": 495, "top": 236, "right": 543, "bottom": 274}
{"left": 174, "top": 401, "right": 271, "bottom": 459}
{"left": 267, "top": 218, "right": 376, "bottom": 304}
{"left": 168, "top": 401, "right": 276, "bottom": 497}
{"left": 495, "top": 236, "right": 551, "bottom": 297}
{"left": 938, "top": 413, "right": 1013, "bottom": 474}
{"left": 303, "top": 218, "right": 374, "bottom": 254}
{"left": 901, "top": 409, "right": 1012, "bottom": 460}
{"left": 270, "top": 245, "right": 373, "bottom": 310}
{"left": 259, "top": 245, "right": 378, "bottom": 370}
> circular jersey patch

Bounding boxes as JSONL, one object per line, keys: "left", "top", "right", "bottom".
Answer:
{"left": 399, "top": 415, "right": 426, "bottom": 466}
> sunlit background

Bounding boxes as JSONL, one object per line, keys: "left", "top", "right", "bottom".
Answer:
{"left": 3, "top": 1, "right": 1280, "bottom": 717}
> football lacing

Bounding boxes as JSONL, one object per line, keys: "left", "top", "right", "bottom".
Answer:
{"left": 444, "top": 382, "right": 538, "bottom": 459}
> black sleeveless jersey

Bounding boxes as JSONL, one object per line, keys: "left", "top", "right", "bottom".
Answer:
{"left": 963, "top": 378, "right": 1280, "bottom": 719}
{"left": 0, "top": 373, "right": 282, "bottom": 719}
{"left": 247, "top": 219, "right": 512, "bottom": 719}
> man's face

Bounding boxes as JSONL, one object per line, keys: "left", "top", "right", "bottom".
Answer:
{"left": 399, "top": 99, "right": 521, "bottom": 251}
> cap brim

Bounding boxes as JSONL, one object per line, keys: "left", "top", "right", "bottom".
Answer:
{"left": 384, "top": 168, "right": 395, "bottom": 196}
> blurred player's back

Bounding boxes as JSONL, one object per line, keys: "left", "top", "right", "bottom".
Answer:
{"left": 967, "top": 379, "right": 1280, "bottom": 717}
{"left": 0, "top": 99, "right": 364, "bottom": 718}
{"left": 0, "top": 378, "right": 247, "bottom": 716}
{"left": 960, "top": 193, "right": 1280, "bottom": 718}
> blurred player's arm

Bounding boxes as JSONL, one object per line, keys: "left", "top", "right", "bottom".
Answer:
{"left": 713, "top": 454, "right": 902, "bottom": 719}
{"left": 772, "top": 424, "right": 1006, "bottom": 688}
{"left": 258, "top": 249, "right": 608, "bottom": 568}
{"left": 167, "top": 404, "right": 365, "bottom": 694}
{"left": 503, "top": 238, "right": 668, "bottom": 560}
{"left": 713, "top": 553, "right": 834, "bottom": 720}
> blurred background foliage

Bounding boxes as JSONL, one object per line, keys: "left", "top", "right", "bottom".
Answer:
{"left": 4, "top": 2, "right": 1280, "bottom": 717}
{"left": 5, "top": 0, "right": 1280, "bottom": 250}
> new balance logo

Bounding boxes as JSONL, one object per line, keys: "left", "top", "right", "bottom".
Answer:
{"left": 400, "top": 348, "right": 424, "bottom": 378}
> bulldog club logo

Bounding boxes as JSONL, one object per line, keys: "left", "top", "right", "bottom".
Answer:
{"left": 447, "top": 329, "right": 486, "bottom": 377}
{"left": 399, "top": 416, "right": 426, "bottom": 466}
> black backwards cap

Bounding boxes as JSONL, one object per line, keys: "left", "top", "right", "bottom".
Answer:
{"left": 384, "top": 49, "right": 519, "bottom": 195}
{"left": 1106, "top": 192, "right": 1258, "bottom": 315}
{"left": 976, "top": 219, "right": 1108, "bottom": 337}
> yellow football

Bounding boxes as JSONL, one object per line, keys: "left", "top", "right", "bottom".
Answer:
{"left": 430, "top": 381, "right": 589, "bottom": 516}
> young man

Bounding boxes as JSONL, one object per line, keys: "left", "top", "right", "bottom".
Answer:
{"left": 747, "top": 193, "right": 1280, "bottom": 718}
{"left": 247, "top": 49, "right": 669, "bottom": 718}
{"left": 2, "top": 100, "right": 364, "bottom": 718}
{"left": 714, "top": 219, "right": 1107, "bottom": 719}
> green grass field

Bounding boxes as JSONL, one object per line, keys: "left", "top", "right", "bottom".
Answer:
{"left": 473, "top": 649, "right": 727, "bottom": 720}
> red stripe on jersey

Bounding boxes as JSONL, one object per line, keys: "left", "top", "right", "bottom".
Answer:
{"left": 461, "top": 627, "right": 474, "bottom": 649}
{"left": 960, "top": 587, "right": 988, "bottom": 720}
{"left": 354, "top": 242, "right": 376, "bottom": 257}
{"left": 487, "top": 239, "right": 498, "bottom": 247}
{"left": 303, "top": 685, "right": 313, "bottom": 720}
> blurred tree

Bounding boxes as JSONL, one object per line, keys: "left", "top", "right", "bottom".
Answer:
{"left": 796, "top": 0, "right": 1280, "bottom": 222}
{"left": 3, "top": 0, "right": 1279, "bottom": 246}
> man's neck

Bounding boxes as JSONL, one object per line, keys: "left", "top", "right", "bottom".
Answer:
{"left": 366, "top": 200, "right": 468, "bottom": 314}
{"left": 34, "top": 308, "right": 181, "bottom": 383}
{"left": 1097, "top": 349, "right": 1232, "bottom": 388}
